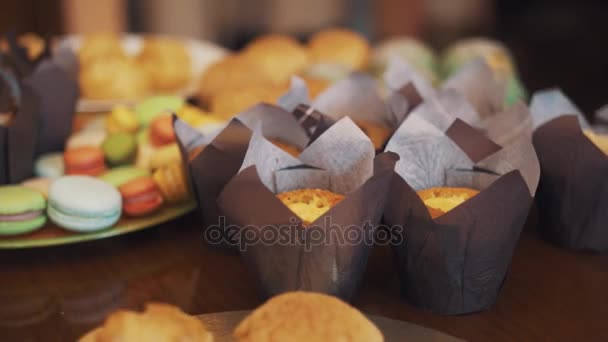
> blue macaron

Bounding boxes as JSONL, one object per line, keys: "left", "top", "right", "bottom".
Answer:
{"left": 35, "top": 153, "right": 65, "bottom": 178}
{"left": 48, "top": 176, "right": 122, "bottom": 232}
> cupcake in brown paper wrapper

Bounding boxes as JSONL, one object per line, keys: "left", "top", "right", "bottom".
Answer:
{"left": 530, "top": 89, "right": 608, "bottom": 252}
{"left": 0, "top": 70, "right": 41, "bottom": 184}
{"left": 383, "top": 103, "right": 539, "bottom": 314}
{"left": 216, "top": 117, "right": 398, "bottom": 300}
{"left": 174, "top": 102, "right": 317, "bottom": 247}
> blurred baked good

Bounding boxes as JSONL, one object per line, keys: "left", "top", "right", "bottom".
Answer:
{"left": 242, "top": 34, "right": 309, "bottom": 85}
{"left": 355, "top": 120, "right": 392, "bottom": 150}
{"left": 210, "top": 84, "right": 287, "bottom": 119}
{"left": 301, "top": 76, "right": 331, "bottom": 99}
{"left": 79, "top": 56, "right": 149, "bottom": 100}
{"left": 371, "top": 37, "right": 439, "bottom": 84}
{"left": 138, "top": 38, "right": 191, "bottom": 91}
{"left": 277, "top": 189, "right": 344, "bottom": 225}
{"left": 78, "top": 33, "right": 125, "bottom": 68}
{"left": 153, "top": 162, "right": 191, "bottom": 203}
{"left": 234, "top": 291, "right": 383, "bottom": 342}
{"left": 584, "top": 129, "right": 608, "bottom": 155}
{"left": 176, "top": 104, "right": 225, "bottom": 127}
{"left": 308, "top": 28, "right": 370, "bottom": 70}
{"left": 417, "top": 187, "right": 479, "bottom": 219}
{"left": 442, "top": 38, "right": 514, "bottom": 78}
{"left": 270, "top": 139, "right": 301, "bottom": 157}
{"left": 1, "top": 33, "right": 45, "bottom": 60}
{"left": 79, "top": 303, "right": 213, "bottom": 342}
{"left": 106, "top": 105, "right": 139, "bottom": 134}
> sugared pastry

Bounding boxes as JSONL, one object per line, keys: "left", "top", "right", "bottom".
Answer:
{"left": 442, "top": 38, "right": 515, "bottom": 78}
{"left": 79, "top": 303, "right": 213, "bottom": 342}
{"left": 234, "top": 291, "right": 383, "bottom": 342}
{"left": 99, "top": 166, "right": 150, "bottom": 188}
{"left": 119, "top": 176, "right": 164, "bottom": 217}
{"left": 198, "top": 55, "right": 280, "bottom": 102}
{"left": 78, "top": 33, "right": 125, "bottom": 67}
{"left": 48, "top": 176, "right": 121, "bottom": 232}
{"left": 135, "top": 95, "right": 184, "bottom": 127}
{"left": 66, "top": 129, "right": 107, "bottom": 150}
{"left": 242, "top": 34, "right": 310, "bottom": 85}
{"left": 153, "top": 163, "right": 191, "bottom": 204}
{"left": 308, "top": 28, "right": 370, "bottom": 70}
{"left": 64, "top": 147, "right": 107, "bottom": 176}
{"left": 137, "top": 38, "right": 192, "bottom": 91}
{"left": 149, "top": 143, "right": 181, "bottom": 170}
{"left": 35, "top": 153, "right": 65, "bottom": 178}
{"left": 0, "top": 186, "right": 47, "bottom": 235}
{"left": 101, "top": 133, "right": 137, "bottom": 166}
{"left": 149, "top": 115, "right": 176, "bottom": 146}
{"left": 79, "top": 57, "right": 150, "bottom": 100}
{"left": 417, "top": 187, "right": 479, "bottom": 219}
{"left": 269, "top": 139, "right": 301, "bottom": 157}
{"left": 371, "top": 37, "right": 439, "bottom": 84}
{"left": 584, "top": 129, "right": 608, "bottom": 155}
{"left": 355, "top": 120, "right": 392, "bottom": 151}
{"left": 276, "top": 189, "right": 345, "bottom": 226}
{"left": 210, "top": 85, "right": 287, "bottom": 119}
{"left": 106, "top": 105, "right": 139, "bottom": 134}
{"left": 21, "top": 178, "right": 53, "bottom": 198}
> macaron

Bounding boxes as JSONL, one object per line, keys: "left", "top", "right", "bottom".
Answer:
{"left": 149, "top": 115, "right": 176, "bottom": 146}
{"left": 176, "top": 104, "right": 225, "bottom": 127}
{"left": 106, "top": 105, "right": 139, "bottom": 134}
{"left": 119, "top": 176, "right": 164, "bottom": 216}
{"left": 135, "top": 96, "right": 184, "bottom": 127}
{"left": 0, "top": 185, "right": 47, "bottom": 235}
{"left": 153, "top": 163, "right": 190, "bottom": 203}
{"left": 101, "top": 133, "right": 137, "bottom": 166}
{"left": 35, "top": 153, "right": 65, "bottom": 178}
{"left": 64, "top": 147, "right": 107, "bottom": 176}
{"left": 135, "top": 141, "right": 157, "bottom": 170}
{"left": 66, "top": 129, "right": 107, "bottom": 150}
{"left": 48, "top": 176, "right": 122, "bottom": 232}
{"left": 21, "top": 178, "right": 53, "bottom": 198}
{"left": 99, "top": 166, "right": 150, "bottom": 187}
{"left": 149, "top": 143, "right": 181, "bottom": 170}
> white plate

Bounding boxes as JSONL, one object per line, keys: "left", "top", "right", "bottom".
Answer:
{"left": 56, "top": 34, "right": 229, "bottom": 113}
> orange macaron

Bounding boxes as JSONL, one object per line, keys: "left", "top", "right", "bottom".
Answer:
{"left": 149, "top": 115, "right": 176, "bottom": 147}
{"left": 119, "top": 176, "right": 164, "bottom": 216}
{"left": 64, "top": 147, "right": 107, "bottom": 176}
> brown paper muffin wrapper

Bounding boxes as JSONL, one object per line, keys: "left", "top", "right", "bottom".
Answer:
{"left": 216, "top": 118, "right": 396, "bottom": 299}
{"left": 530, "top": 89, "right": 608, "bottom": 251}
{"left": 384, "top": 107, "right": 539, "bottom": 314}
{"left": 0, "top": 70, "right": 40, "bottom": 184}
{"left": 174, "top": 103, "right": 314, "bottom": 247}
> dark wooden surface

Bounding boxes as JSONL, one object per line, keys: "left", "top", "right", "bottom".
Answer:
{"left": 0, "top": 211, "right": 606, "bottom": 342}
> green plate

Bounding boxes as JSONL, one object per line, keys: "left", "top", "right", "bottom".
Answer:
{"left": 0, "top": 201, "right": 196, "bottom": 249}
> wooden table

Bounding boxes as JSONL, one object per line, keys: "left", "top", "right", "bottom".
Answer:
{"left": 0, "top": 211, "right": 606, "bottom": 342}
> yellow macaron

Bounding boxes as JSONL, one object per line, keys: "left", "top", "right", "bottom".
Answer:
{"left": 106, "top": 105, "right": 139, "bottom": 134}
{"left": 153, "top": 163, "right": 191, "bottom": 203}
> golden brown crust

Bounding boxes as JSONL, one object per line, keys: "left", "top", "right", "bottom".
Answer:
{"left": 137, "top": 38, "right": 191, "bottom": 91}
{"left": 234, "top": 291, "right": 383, "bottom": 342}
{"left": 79, "top": 57, "right": 149, "bottom": 100}
{"left": 269, "top": 139, "right": 301, "bottom": 157}
{"left": 209, "top": 84, "right": 287, "bottom": 120}
{"left": 78, "top": 33, "right": 125, "bottom": 68}
{"left": 355, "top": 120, "right": 392, "bottom": 151}
{"left": 308, "top": 28, "right": 370, "bottom": 70}
{"left": 277, "top": 189, "right": 344, "bottom": 226}
{"left": 78, "top": 303, "right": 213, "bottom": 342}
{"left": 417, "top": 187, "right": 479, "bottom": 219}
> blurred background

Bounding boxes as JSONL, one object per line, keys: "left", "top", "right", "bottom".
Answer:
{"left": 0, "top": 0, "right": 606, "bottom": 112}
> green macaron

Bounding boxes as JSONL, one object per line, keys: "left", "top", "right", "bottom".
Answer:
{"left": 102, "top": 133, "right": 137, "bottom": 166}
{"left": 135, "top": 96, "right": 184, "bottom": 127}
{"left": 0, "top": 186, "right": 47, "bottom": 235}
{"left": 99, "top": 166, "right": 150, "bottom": 187}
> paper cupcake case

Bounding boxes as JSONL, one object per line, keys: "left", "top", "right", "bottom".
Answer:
{"left": 383, "top": 104, "right": 539, "bottom": 314}
{"left": 216, "top": 117, "right": 397, "bottom": 300}
{"left": 530, "top": 89, "right": 608, "bottom": 252}
{"left": 174, "top": 102, "right": 320, "bottom": 247}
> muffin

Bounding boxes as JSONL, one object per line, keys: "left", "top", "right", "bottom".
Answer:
{"left": 79, "top": 303, "right": 213, "bottom": 342}
{"left": 355, "top": 120, "right": 392, "bottom": 151}
{"left": 584, "top": 129, "right": 608, "bottom": 155}
{"left": 277, "top": 189, "right": 345, "bottom": 225}
{"left": 371, "top": 37, "right": 439, "bottom": 84}
{"left": 269, "top": 139, "right": 301, "bottom": 157}
{"left": 417, "top": 187, "right": 479, "bottom": 219}
{"left": 210, "top": 84, "right": 287, "bottom": 119}
{"left": 79, "top": 56, "right": 149, "bottom": 100}
{"left": 78, "top": 33, "right": 125, "bottom": 68}
{"left": 138, "top": 38, "right": 192, "bottom": 91}
{"left": 308, "top": 28, "right": 370, "bottom": 70}
{"left": 242, "top": 34, "right": 309, "bottom": 85}
{"left": 234, "top": 292, "right": 383, "bottom": 342}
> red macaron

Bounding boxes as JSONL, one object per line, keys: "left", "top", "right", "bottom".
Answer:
{"left": 119, "top": 176, "right": 164, "bottom": 216}
{"left": 149, "top": 115, "right": 176, "bottom": 147}
{"left": 64, "top": 146, "right": 107, "bottom": 176}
